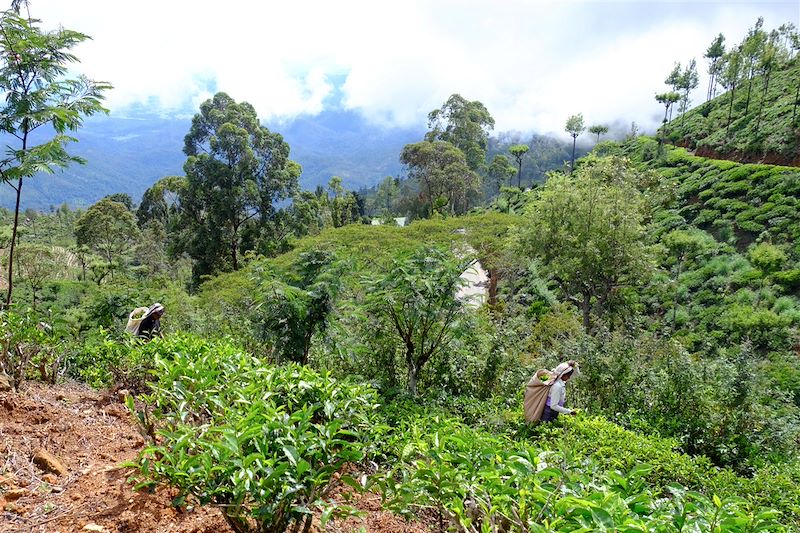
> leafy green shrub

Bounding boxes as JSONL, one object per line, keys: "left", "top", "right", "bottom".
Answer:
{"left": 129, "top": 335, "right": 378, "bottom": 533}
{"left": 695, "top": 209, "right": 721, "bottom": 225}
{"left": 0, "top": 310, "right": 49, "bottom": 390}
{"left": 773, "top": 269, "right": 800, "bottom": 291}
{"left": 375, "top": 405, "right": 785, "bottom": 532}
{"left": 252, "top": 249, "right": 345, "bottom": 365}
{"left": 63, "top": 330, "right": 129, "bottom": 388}
{"left": 718, "top": 304, "right": 792, "bottom": 349}
{"left": 63, "top": 330, "right": 171, "bottom": 390}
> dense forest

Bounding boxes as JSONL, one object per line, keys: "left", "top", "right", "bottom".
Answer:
{"left": 1, "top": 5, "right": 800, "bottom": 533}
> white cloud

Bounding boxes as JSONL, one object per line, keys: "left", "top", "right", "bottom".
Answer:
{"left": 30, "top": 0, "right": 800, "bottom": 136}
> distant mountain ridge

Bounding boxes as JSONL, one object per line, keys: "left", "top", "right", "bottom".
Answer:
{"left": 0, "top": 110, "right": 423, "bottom": 211}
{"left": 0, "top": 108, "right": 584, "bottom": 211}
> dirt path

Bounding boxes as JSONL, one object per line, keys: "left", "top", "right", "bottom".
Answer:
{"left": 456, "top": 241, "right": 489, "bottom": 308}
{"left": 0, "top": 382, "right": 430, "bottom": 533}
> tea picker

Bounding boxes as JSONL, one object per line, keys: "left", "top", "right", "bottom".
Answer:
{"left": 125, "top": 303, "right": 165, "bottom": 340}
{"left": 524, "top": 360, "right": 580, "bottom": 423}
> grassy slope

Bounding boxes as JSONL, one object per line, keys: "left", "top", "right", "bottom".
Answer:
{"left": 662, "top": 58, "right": 800, "bottom": 165}
{"left": 263, "top": 212, "right": 521, "bottom": 275}
{"left": 196, "top": 212, "right": 522, "bottom": 334}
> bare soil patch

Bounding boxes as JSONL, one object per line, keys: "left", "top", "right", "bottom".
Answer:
{"left": 0, "top": 382, "right": 430, "bottom": 533}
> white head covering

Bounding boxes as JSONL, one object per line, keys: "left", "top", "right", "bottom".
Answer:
{"left": 553, "top": 360, "right": 579, "bottom": 380}
{"left": 146, "top": 302, "right": 165, "bottom": 318}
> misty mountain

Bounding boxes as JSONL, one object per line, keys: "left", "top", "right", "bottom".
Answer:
{"left": 0, "top": 110, "right": 422, "bottom": 211}
{"left": 0, "top": 108, "right": 590, "bottom": 212}
{"left": 268, "top": 110, "right": 422, "bottom": 192}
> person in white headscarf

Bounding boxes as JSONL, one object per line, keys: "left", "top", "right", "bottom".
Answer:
{"left": 541, "top": 360, "right": 579, "bottom": 422}
{"left": 136, "top": 303, "right": 165, "bottom": 340}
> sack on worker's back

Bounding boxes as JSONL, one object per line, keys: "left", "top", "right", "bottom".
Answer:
{"left": 125, "top": 306, "right": 149, "bottom": 335}
{"left": 523, "top": 369, "right": 556, "bottom": 423}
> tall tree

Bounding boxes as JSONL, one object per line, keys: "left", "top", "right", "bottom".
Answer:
{"left": 253, "top": 249, "right": 344, "bottom": 365}
{"left": 787, "top": 27, "right": 800, "bottom": 123}
{"left": 16, "top": 243, "right": 57, "bottom": 310}
{"left": 366, "top": 247, "right": 469, "bottom": 396}
{"left": 369, "top": 176, "right": 400, "bottom": 217}
{"left": 665, "top": 62, "right": 683, "bottom": 121}
{"left": 104, "top": 193, "right": 134, "bottom": 211}
{"left": 515, "top": 156, "right": 653, "bottom": 331}
{"left": 400, "top": 140, "right": 479, "bottom": 217}
{"left": 487, "top": 154, "right": 516, "bottom": 189}
{"left": 74, "top": 198, "right": 140, "bottom": 273}
{"left": 137, "top": 175, "right": 187, "bottom": 231}
{"left": 425, "top": 94, "right": 495, "bottom": 172}
{"left": 564, "top": 114, "right": 585, "bottom": 173}
{"left": 741, "top": 17, "right": 766, "bottom": 115}
{"left": 327, "top": 176, "right": 360, "bottom": 228}
{"left": 588, "top": 124, "right": 609, "bottom": 143}
{"left": 705, "top": 33, "right": 726, "bottom": 101}
{"left": 179, "top": 92, "right": 300, "bottom": 280}
{"left": 778, "top": 22, "right": 799, "bottom": 59}
{"left": 719, "top": 48, "right": 744, "bottom": 133}
{"left": 288, "top": 190, "right": 330, "bottom": 237}
{"left": 677, "top": 59, "right": 699, "bottom": 123}
{"left": 655, "top": 92, "right": 681, "bottom": 125}
{"left": 0, "top": 9, "right": 109, "bottom": 307}
{"left": 755, "top": 30, "right": 784, "bottom": 134}
{"left": 508, "top": 144, "right": 529, "bottom": 187}
{"left": 662, "top": 229, "right": 715, "bottom": 330}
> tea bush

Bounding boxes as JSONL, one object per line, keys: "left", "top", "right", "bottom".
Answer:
{"left": 129, "top": 335, "right": 379, "bottom": 533}
{"left": 0, "top": 309, "right": 50, "bottom": 390}
{"left": 63, "top": 330, "right": 174, "bottom": 391}
{"left": 374, "top": 404, "right": 787, "bottom": 532}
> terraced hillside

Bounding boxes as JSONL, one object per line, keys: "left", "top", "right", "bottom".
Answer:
{"left": 662, "top": 57, "right": 800, "bottom": 166}
{"left": 600, "top": 137, "right": 800, "bottom": 257}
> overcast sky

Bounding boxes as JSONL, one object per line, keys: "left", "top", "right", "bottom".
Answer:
{"left": 29, "top": 0, "right": 800, "bottom": 138}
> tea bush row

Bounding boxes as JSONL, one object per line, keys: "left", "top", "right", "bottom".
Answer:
{"left": 373, "top": 402, "right": 790, "bottom": 531}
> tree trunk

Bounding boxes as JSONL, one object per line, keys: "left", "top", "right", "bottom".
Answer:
{"left": 301, "top": 514, "right": 313, "bottom": 533}
{"left": 517, "top": 160, "right": 522, "bottom": 188}
{"left": 756, "top": 71, "right": 770, "bottom": 134}
{"left": 301, "top": 329, "right": 313, "bottom": 366}
{"left": 407, "top": 363, "right": 418, "bottom": 397}
{"left": 744, "top": 73, "right": 754, "bottom": 115}
{"left": 406, "top": 342, "right": 418, "bottom": 396}
{"left": 581, "top": 291, "right": 591, "bottom": 332}
{"left": 679, "top": 91, "right": 689, "bottom": 125}
{"left": 726, "top": 84, "right": 737, "bottom": 134}
{"left": 707, "top": 59, "right": 718, "bottom": 102}
{"left": 425, "top": 178, "right": 435, "bottom": 217}
{"left": 707, "top": 71, "right": 713, "bottom": 102}
{"left": 570, "top": 136, "right": 577, "bottom": 174}
{"left": 711, "top": 70, "right": 719, "bottom": 99}
{"left": 487, "top": 268, "right": 498, "bottom": 307}
{"left": 231, "top": 231, "right": 238, "bottom": 271}
{"left": 5, "top": 176, "right": 23, "bottom": 308}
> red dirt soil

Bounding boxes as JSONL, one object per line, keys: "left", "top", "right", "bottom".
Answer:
{"left": 0, "top": 382, "right": 431, "bottom": 533}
